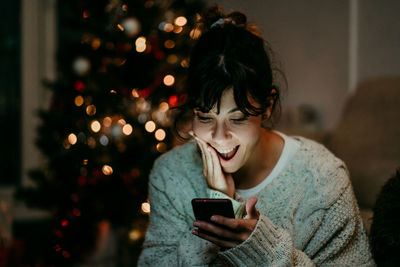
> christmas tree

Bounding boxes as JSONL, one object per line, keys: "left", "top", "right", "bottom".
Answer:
{"left": 17, "top": 0, "right": 205, "bottom": 264}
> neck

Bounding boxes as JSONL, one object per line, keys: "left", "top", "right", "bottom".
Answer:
{"left": 233, "top": 130, "right": 284, "bottom": 189}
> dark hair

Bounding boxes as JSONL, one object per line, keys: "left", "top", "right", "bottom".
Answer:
{"left": 174, "top": 6, "right": 283, "bottom": 138}
{"left": 369, "top": 169, "right": 400, "bottom": 266}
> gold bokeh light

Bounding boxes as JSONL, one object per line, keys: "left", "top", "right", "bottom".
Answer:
{"left": 68, "top": 133, "right": 77, "bottom": 145}
{"left": 163, "top": 75, "right": 175, "bottom": 86}
{"left": 155, "top": 129, "right": 166, "bottom": 141}
{"left": 90, "top": 120, "right": 101, "bottom": 133}
{"left": 145, "top": 121, "right": 156, "bottom": 133}
{"left": 102, "top": 165, "right": 113, "bottom": 175}
{"left": 123, "top": 124, "right": 133, "bottom": 135}
{"left": 174, "top": 16, "right": 187, "bottom": 26}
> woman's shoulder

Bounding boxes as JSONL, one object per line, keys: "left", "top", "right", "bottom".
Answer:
{"left": 149, "top": 141, "right": 203, "bottom": 189}
{"left": 287, "top": 135, "right": 351, "bottom": 205}
{"left": 153, "top": 141, "right": 200, "bottom": 170}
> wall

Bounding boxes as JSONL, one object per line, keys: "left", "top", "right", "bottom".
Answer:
{"left": 206, "top": 0, "right": 400, "bottom": 130}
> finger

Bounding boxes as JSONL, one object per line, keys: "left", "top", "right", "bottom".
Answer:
{"left": 208, "top": 146, "right": 226, "bottom": 190}
{"left": 192, "top": 228, "right": 237, "bottom": 248}
{"left": 193, "top": 221, "right": 241, "bottom": 244}
{"left": 246, "top": 197, "right": 259, "bottom": 219}
{"left": 211, "top": 216, "right": 257, "bottom": 233}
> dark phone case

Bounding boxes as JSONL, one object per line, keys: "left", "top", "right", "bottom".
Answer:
{"left": 191, "top": 198, "right": 235, "bottom": 222}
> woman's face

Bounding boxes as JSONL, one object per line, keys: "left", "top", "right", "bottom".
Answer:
{"left": 192, "top": 88, "right": 265, "bottom": 173}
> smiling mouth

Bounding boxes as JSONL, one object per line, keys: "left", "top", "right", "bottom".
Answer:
{"left": 214, "top": 145, "right": 240, "bottom": 161}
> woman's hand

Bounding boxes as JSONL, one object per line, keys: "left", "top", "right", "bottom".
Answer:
{"left": 192, "top": 197, "right": 259, "bottom": 248}
{"left": 190, "top": 131, "right": 235, "bottom": 198}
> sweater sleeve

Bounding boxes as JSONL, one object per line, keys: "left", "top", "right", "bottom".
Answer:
{"left": 138, "top": 160, "right": 219, "bottom": 266}
{"left": 217, "top": 183, "right": 375, "bottom": 266}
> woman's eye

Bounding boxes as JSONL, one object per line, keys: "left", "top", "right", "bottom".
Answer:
{"left": 231, "top": 117, "right": 247, "bottom": 123}
{"left": 196, "top": 115, "right": 212, "bottom": 122}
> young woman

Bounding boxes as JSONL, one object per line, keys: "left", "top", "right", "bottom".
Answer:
{"left": 138, "top": 6, "right": 374, "bottom": 266}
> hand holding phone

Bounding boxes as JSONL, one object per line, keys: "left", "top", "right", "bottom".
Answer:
{"left": 191, "top": 198, "right": 235, "bottom": 222}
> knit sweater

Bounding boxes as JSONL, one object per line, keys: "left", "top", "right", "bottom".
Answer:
{"left": 138, "top": 136, "right": 375, "bottom": 266}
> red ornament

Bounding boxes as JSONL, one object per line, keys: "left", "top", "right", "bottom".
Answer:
{"left": 74, "top": 80, "right": 85, "bottom": 91}
{"left": 61, "top": 219, "right": 69, "bottom": 227}
{"left": 169, "top": 95, "right": 178, "bottom": 107}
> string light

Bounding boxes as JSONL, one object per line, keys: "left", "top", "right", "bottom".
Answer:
{"left": 103, "top": 117, "right": 112, "bottom": 127}
{"left": 156, "top": 142, "right": 167, "bottom": 153}
{"left": 74, "top": 95, "right": 84, "bottom": 106}
{"left": 141, "top": 202, "right": 150, "bottom": 214}
{"left": 180, "top": 59, "right": 189, "bottom": 68}
{"left": 159, "top": 102, "right": 169, "bottom": 112}
{"left": 164, "top": 40, "right": 175, "bottom": 49}
{"left": 118, "top": 119, "right": 126, "bottom": 125}
{"left": 144, "top": 121, "right": 156, "bottom": 133}
{"left": 129, "top": 229, "right": 142, "bottom": 241}
{"left": 135, "top": 36, "right": 146, "bottom": 53}
{"left": 163, "top": 75, "right": 175, "bottom": 86}
{"left": 90, "top": 120, "right": 101, "bottom": 133}
{"left": 91, "top": 38, "right": 101, "bottom": 50}
{"left": 131, "top": 89, "right": 140, "bottom": 98}
{"left": 190, "top": 28, "right": 201, "bottom": 39}
{"left": 117, "top": 24, "right": 124, "bottom": 31}
{"left": 174, "top": 16, "right": 187, "bottom": 26}
{"left": 83, "top": 159, "right": 88, "bottom": 165}
{"left": 100, "top": 135, "right": 109, "bottom": 146}
{"left": 155, "top": 129, "right": 166, "bottom": 141}
{"left": 102, "top": 165, "right": 113, "bottom": 175}
{"left": 68, "top": 133, "right": 77, "bottom": 145}
{"left": 167, "top": 54, "right": 178, "bottom": 64}
{"left": 88, "top": 137, "right": 96, "bottom": 148}
{"left": 122, "top": 124, "right": 133, "bottom": 135}
{"left": 86, "top": 105, "right": 96, "bottom": 116}
{"left": 163, "top": 23, "right": 174, "bottom": 32}
{"left": 173, "top": 26, "right": 183, "bottom": 34}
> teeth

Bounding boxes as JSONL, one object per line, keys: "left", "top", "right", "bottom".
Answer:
{"left": 215, "top": 147, "right": 235, "bottom": 154}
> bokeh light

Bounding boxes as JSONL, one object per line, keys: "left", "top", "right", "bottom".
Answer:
{"left": 135, "top": 36, "right": 146, "bottom": 52}
{"left": 174, "top": 16, "right": 187, "bottom": 26}
{"left": 86, "top": 105, "right": 96, "bottom": 116}
{"left": 163, "top": 75, "right": 175, "bottom": 86}
{"left": 156, "top": 142, "right": 167, "bottom": 153}
{"left": 68, "top": 133, "right": 77, "bottom": 145}
{"left": 164, "top": 40, "right": 175, "bottom": 49}
{"left": 74, "top": 95, "right": 84, "bottom": 106}
{"left": 141, "top": 202, "right": 150, "bottom": 214}
{"left": 102, "top": 165, "right": 113, "bottom": 175}
{"left": 163, "top": 23, "right": 174, "bottom": 32}
{"left": 90, "top": 120, "right": 101, "bottom": 133}
{"left": 145, "top": 121, "right": 156, "bottom": 133}
{"left": 155, "top": 129, "right": 166, "bottom": 141}
{"left": 100, "top": 135, "right": 109, "bottom": 146}
{"left": 131, "top": 88, "right": 140, "bottom": 98}
{"left": 122, "top": 124, "right": 133, "bottom": 135}
{"left": 159, "top": 102, "right": 169, "bottom": 112}
{"left": 129, "top": 229, "right": 142, "bottom": 241}
{"left": 103, "top": 117, "right": 112, "bottom": 127}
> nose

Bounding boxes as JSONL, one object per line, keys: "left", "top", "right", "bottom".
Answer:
{"left": 211, "top": 121, "right": 231, "bottom": 142}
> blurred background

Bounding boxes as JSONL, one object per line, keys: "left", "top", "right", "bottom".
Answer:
{"left": 0, "top": 0, "right": 399, "bottom": 266}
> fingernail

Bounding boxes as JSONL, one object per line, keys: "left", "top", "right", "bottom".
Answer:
{"left": 192, "top": 229, "right": 198, "bottom": 235}
{"left": 210, "top": 215, "right": 217, "bottom": 221}
{"left": 193, "top": 221, "right": 200, "bottom": 227}
{"left": 188, "top": 131, "right": 193, "bottom": 136}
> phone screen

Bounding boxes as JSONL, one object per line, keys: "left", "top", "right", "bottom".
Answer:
{"left": 191, "top": 198, "right": 235, "bottom": 222}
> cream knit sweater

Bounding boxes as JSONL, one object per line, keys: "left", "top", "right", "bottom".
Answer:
{"left": 138, "top": 136, "right": 375, "bottom": 266}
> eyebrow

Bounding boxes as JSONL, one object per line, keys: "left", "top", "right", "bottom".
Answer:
{"left": 228, "top": 108, "right": 241, "bottom": 114}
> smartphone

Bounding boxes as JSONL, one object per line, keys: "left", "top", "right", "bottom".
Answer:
{"left": 191, "top": 198, "right": 235, "bottom": 222}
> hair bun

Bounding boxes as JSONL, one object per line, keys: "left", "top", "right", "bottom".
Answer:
{"left": 201, "top": 5, "right": 224, "bottom": 30}
{"left": 227, "top": 11, "right": 247, "bottom": 27}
